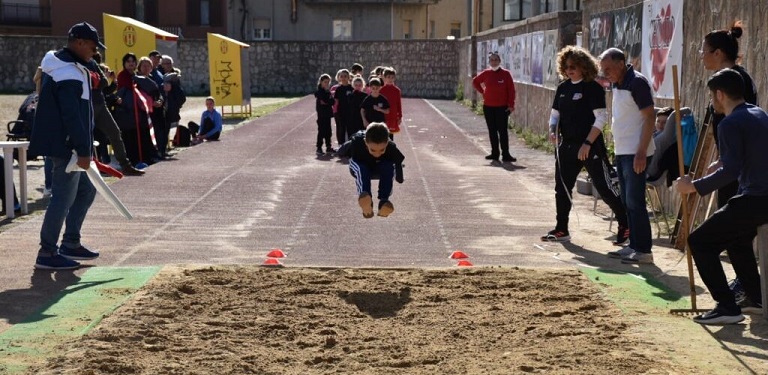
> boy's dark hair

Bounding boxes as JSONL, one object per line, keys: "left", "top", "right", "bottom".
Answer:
{"left": 374, "top": 66, "right": 385, "bottom": 76}
{"left": 148, "top": 50, "right": 161, "bottom": 57}
{"left": 707, "top": 68, "right": 745, "bottom": 100}
{"left": 383, "top": 67, "right": 396, "bottom": 76}
{"left": 365, "top": 122, "right": 390, "bottom": 144}
{"left": 368, "top": 77, "right": 382, "bottom": 87}
{"left": 351, "top": 63, "right": 363, "bottom": 72}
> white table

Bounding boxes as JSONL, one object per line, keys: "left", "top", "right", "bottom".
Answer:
{"left": 0, "top": 141, "right": 29, "bottom": 219}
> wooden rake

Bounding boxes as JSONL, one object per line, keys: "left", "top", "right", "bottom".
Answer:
{"left": 668, "top": 65, "right": 708, "bottom": 315}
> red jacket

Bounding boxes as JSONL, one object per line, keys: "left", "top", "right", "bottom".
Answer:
{"left": 472, "top": 68, "right": 516, "bottom": 109}
{"left": 380, "top": 84, "right": 402, "bottom": 133}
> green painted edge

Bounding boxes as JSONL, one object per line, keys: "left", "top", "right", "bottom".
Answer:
{"left": 580, "top": 267, "right": 689, "bottom": 311}
{"left": 0, "top": 266, "right": 160, "bottom": 374}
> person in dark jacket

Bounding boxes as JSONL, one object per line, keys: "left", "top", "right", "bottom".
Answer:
{"left": 162, "top": 72, "right": 186, "bottom": 147}
{"left": 29, "top": 22, "right": 104, "bottom": 270}
{"left": 699, "top": 21, "right": 760, "bottom": 307}
{"left": 338, "top": 123, "right": 404, "bottom": 219}
{"left": 473, "top": 51, "right": 517, "bottom": 162}
{"left": 314, "top": 73, "right": 334, "bottom": 154}
{"left": 676, "top": 69, "right": 767, "bottom": 325}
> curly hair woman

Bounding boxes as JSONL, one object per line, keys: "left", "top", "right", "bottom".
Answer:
{"left": 541, "top": 45, "right": 628, "bottom": 245}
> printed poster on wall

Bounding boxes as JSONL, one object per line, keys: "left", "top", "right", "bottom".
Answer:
{"left": 642, "top": 0, "right": 684, "bottom": 98}
{"left": 510, "top": 35, "right": 525, "bottom": 83}
{"left": 477, "top": 40, "right": 488, "bottom": 73}
{"left": 530, "top": 32, "right": 545, "bottom": 85}
{"left": 588, "top": 3, "right": 643, "bottom": 71}
{"left": 523, "top": 33, "right": 532, "bottom": 84}
{"left": 612, "top": 3, "right": 644, "bottom": 71}
{"left": 588, "top": 12, "right": 612, "bottom": 58}
{"left": 543, "top": 30, "right": 560, "bottom": 89}
{"left": 503, "top": 37, "right": 513, "bottom": 71}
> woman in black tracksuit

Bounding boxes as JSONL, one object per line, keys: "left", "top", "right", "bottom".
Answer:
{"left": 542, "top": 46, "right": 628, "bottom": 243}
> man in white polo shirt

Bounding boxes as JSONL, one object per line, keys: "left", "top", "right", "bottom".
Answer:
{"left": 599, "top": 48, "right": 656, "bottom": 264}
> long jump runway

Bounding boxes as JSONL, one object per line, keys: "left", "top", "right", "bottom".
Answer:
{"left": 3, "top": 97, "right": 567, "bottom": 273}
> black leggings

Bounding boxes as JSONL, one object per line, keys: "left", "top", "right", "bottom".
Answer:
{"left": 483, "top": 105, "right": 511, "bottom": 157}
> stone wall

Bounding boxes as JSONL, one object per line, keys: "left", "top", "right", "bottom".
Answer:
{"left": 0, "top": 35, "right": 459, "bottom": 98}
{"left": 458, "top": 11, "right": 582, "bottom": 133}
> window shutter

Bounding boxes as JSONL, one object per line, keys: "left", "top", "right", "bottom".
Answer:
{"left": 210, "top": 0, "right": 223, "bottom": 27}
{"left": 122, "top": 0, "right": 136, "bottom": 17}
{"left": 187, "top": 0, "right": 201, "bottom": 26}
{"left": 144, "top": 0, "right": 158, "bottom": 25}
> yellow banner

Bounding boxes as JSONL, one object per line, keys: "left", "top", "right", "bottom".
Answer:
{"left": 208, "top": 33, "right": 249, "bottom": 106}
{"left": 103, "top": 14, "right": 178, "bottom": 74}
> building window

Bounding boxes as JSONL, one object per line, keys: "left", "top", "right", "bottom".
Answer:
{"left": 429, "top": 20, "right": 435, "bottom": 39}
{"left": 187, "top": 0, "right": 222, "bottom": 26}
{"left": 333, "top": 19, "right": 352, "bottom": 41}
{"left": 544, "top": 0, "right": 557, "bottom": 12}
{"left": 253, "top": 18, "right": 271, "bottom": 40}
{"left": 503, "top": 0, "right": 532, "bottom": 21}
{"left": 200, "top": 0, "right": 210, "bottom": 25}
{"left": 450, "top": 22, "right": 461, "bottom": 38}
{"left": 403, "top": 19, "right": 412, "bottom": 39}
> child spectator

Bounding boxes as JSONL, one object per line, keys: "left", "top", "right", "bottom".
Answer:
{"left": 350, "top": 63, "right": 364, "bottom": 77}
{"left": 349, "top": 76, "right": 368, "bottom": 138}
{"left": 338, "top": 123, "right": 404, "bottom": 218}
{"left": 193, "top": 97, "right": 223, "bottom": 144}
{"left": 314, "top": 73, "right": 335, "bottom": 154}
{"left": 360, "top": 78, "right": 390, "bottom": 129}
{"left": 380, "top": 67, "right": 403, "bottom": 137}
{"left": 333, "top": 69, "right": 354, "bottom": 146}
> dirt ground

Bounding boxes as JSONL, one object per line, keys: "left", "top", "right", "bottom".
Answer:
{"left": 28, "top": 266, "right": 698, "bottom": 375}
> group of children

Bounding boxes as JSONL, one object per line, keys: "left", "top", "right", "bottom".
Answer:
{"left": 315, "top": 64, "right": 405, "bottom": 218}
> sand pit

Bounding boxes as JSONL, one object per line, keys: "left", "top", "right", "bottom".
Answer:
{"left": 30, "top": 267, "right": 691, "bottom": 374}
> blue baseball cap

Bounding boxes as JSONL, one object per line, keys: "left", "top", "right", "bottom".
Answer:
{"left": 68, "top": 22, "right": 106, "bottom": 49}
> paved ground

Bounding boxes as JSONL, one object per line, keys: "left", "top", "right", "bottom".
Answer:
{"left": 0, "top": 97, "right": 766, "bottom": 372}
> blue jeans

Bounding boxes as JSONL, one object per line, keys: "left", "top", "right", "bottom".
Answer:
{"left": 44, "top": 157, "right": 52, "bottom": 189}
{"left": 616, "top": 155, "right": 652, "bottom": 253}
{"left": 39, "top": 156, "right": 96, "bottom": 253}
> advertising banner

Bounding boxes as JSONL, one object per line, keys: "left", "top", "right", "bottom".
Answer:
{"left": 642, "top": 0, "right": 684, "bottom": 98}
{"left": 207, "top": 33, "right": 251, "bottom": 107}
{"left": 102, "top": 13, "right": 178, "bottom": 75}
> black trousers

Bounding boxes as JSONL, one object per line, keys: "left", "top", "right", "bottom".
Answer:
{"left": 316, "top": 116, "right": 332, "bottom": 148}
{"left": 334, "top": 113, "right": 346, "bottom": 146}
{"left": 717, "top": 179, "right": 759, "bottom": 292}
{"left": 483, "top": 105, "right": 511, "bottom": 157}
{"left": 152, "top": 111, "right": 169, "bottom": 156}
{"left": 688, "top": 194, "right": 767, "bottom": 307}
{"left": 554, "top": 141, "right": 628, "bottom": 231}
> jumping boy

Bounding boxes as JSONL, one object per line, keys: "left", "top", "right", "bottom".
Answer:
{"left": 338, "top": 122, "right": 404, "bottom": 218}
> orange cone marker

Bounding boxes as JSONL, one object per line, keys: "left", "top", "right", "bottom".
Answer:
{"left": 456, "top": 260, "right": 473, "bottom": 267}
{"left": 449, "top": 250, "right": 469, "bottom": 259}
{"left": 261, "top": 258, "right": 284, "bottom": 267}
{"left": 266, "top": 249, "right": 286, "bottom": 258}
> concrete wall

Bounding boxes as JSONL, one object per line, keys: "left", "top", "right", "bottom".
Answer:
{"left": 458, "top": 11, "right": 582, "bottom": 133}
{"left": 0, "top": 35, "right": 459, "bottom": 98}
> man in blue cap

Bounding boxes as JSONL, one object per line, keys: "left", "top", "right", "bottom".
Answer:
{"left": 30, "top": 22, "right": 106, "bottom": 270}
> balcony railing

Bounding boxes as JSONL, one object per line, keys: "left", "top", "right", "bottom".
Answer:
{"left": 0, "top": 4, "right": 51, "bottom": 27}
